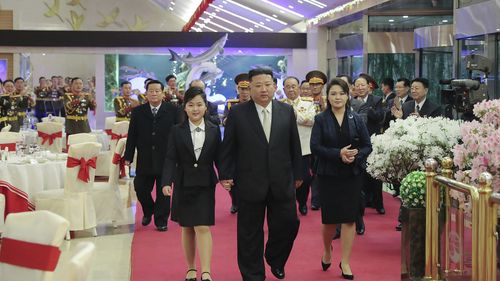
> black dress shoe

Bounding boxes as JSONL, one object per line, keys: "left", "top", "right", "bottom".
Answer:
{"left": 311, "top": 205, "right": 320, "bottom": 211}
{"left": 299, "top": 205, "right": 308, "bottom": 215}
{"left": 230, "top": 205, "right": 238, "bottom": 214}
{"left": 339, "top": 263, "right": 354, "bottom": 280}
{"left": 270, "top": 267, "right": 285, "bottom": 279}
{"left": 156, "top": 225, "right": 168, "bottom": 232}
{"left": 185, "top": 269, "right": 197, "bottom": 281}
{"left": 395, "top": 223, "right": 402, "bottom": 231}
{"left": 376, "top": 208, "right": 386, "bottom": 215}
{"left": 356, "top": 218, "right": 365, "bottom": 235}
{"left": 141, "top": 216, "right": 152, "bottom": 226}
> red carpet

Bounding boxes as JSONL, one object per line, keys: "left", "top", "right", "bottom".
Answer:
{"left": 131, "top": 187, "right": 401, "bottom": 281}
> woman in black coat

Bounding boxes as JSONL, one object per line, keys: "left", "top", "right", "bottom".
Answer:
{"left": 162, "top": 87, "right": 221, "bottom": 281}
{"left": 310, "top": 78, "right": 372, "bottom": 279}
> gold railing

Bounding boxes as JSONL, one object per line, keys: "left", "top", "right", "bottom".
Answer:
{"left": 424, "top": 157, "right": 496, "bottom": 281}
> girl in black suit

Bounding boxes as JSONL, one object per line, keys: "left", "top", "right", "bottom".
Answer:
{"left": 310, "top": 78, "right": 372, "bottom": 279}
{"left": 162, "top": 87, "right": 221, "bottom": 281}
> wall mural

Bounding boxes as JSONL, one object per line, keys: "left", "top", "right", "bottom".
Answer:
{"left": 104, "top": 34, "right": 287, "bottom": 111}
{"left": 42, "top": 0, "right": 148, "bottom": 31}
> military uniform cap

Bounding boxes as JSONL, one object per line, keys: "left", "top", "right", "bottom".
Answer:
{"left": 305, "top": 70, "right": 327, "bottom": 85}
{"left": 234, "top": 73, "right": 250, "bottom": 88}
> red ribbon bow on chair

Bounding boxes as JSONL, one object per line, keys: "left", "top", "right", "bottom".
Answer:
{"left": 66, "top": 156, "right": 97, "bottom": 182}
{"left": 112, "top": 152, "right": 126, "bottom": 178}
{"left": 110, "top": 132, "right": 127, "bottom": 140}
{"left": 0, "top": 143, "right": 16, "bottom": 151}
{"left": 38, "top": 131, "right": 63, "bottom": 145}
{"left": 104, "top": 129, "right": 112, "bottom": 136}
{"left": 0, "top": 238, "right": 61, "bottom": 271}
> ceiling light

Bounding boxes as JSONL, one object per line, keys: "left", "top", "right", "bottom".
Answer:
{"left": 403, "top": 15, "right": 408, "bottom": 18}
{"left": 254, "top": 24, "right": 259, "bottom": 28}
{"left": 223, "top": 0, "right": 227, "bottom": 3}
{"left": 218, "top": 4, "right": 223, "bottom": 8}
{"left": 215, "top": 9, "right": 220, "bottom": 12}
{"left": 288, "top": 5, "right": 294, "bottom": 9}
{"left": 209, "top": 15, "right": 214, "bottom": 19}
{"left": 272, "top": 14, "right": 277, "bottom": 17}
{"left": 170, "top": 1, "right": 175, "bottom": 5}
{"left": 298, "top": 0, "right": 303, "bottom": 3}
{"left": 200, "top": 17, "right": 234, "bottom": 32}
{"left": 442, "top": 19, "right": 448, "bottom": 23}
{"left": 259, "top": 21, "right": 264, "bottom": 25}
{"left": 195, "top": 22, "right": 217, "bottom": 32}
{"left": 208, "top": 4, "right": 274, "bottom": 31}
{"left": 206, "top": 11, "right": 253, "bottom": 32}
{"left": 266, "top": 18, "right": 271, "bottom": 22}
{"left": 169, "top": 6, "right": 174, "bottom": 11}
{"left": 225, "top": 0, "right": 288, "bottom": 24}
{"left": 259, "top": 0, "right": 304, "bottom": 18}
{"left": 388, "top": 19, "right": 394, "bottom": 22}
{"left": 303, "top": 0, "right": 326, "bottom": 8}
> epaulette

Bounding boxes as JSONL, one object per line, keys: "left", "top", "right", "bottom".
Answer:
{"left": 280, "top": 98, "right": 288, "bottom": 102}
{"left": 301, "top": 97, "right": 314, "bottom": 102}
{"left": 227, "top": 99, "right": 239, "bottom": 103}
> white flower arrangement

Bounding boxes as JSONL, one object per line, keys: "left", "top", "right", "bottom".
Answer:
{"left": 367, "top": 116, "right": 462, "bottom": 184}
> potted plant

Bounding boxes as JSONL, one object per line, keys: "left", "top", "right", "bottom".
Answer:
{"left": 400, "top": 171, "right": 426, "bottom": 279}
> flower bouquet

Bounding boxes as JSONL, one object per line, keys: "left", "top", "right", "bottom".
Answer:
{"left": 367, "top": 116, "right": 461, "bottom": 185}
{"left": 400, "top": 171, "right": 426, "bottom": 208}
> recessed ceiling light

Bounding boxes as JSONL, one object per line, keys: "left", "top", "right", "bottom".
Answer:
{"left": 298, "top": 0, "right": 303, "bottom": 3}
{"left": 206, "top": 12, "right": 253, "bottom": 32}
{"left": 209, "top": 15, "right": 214, "bottom": 19}
{"left": 218, "top": 4, "right": 223, "bottom": 8}
{"left": 272, "top": 14, "right": 277, "bottom": 18}
{"left": 215, "top": 9, "right": 220, "bottom": 12}
{"left": 223, "top": 0, "right": 227, "bottom": 3}
{"left": 170, "top": 1, "right": 175, "bottom": 5}
{"left": 403, "top": 15, "right": 408, "bottom": 18}
{"left": 254, "top": 24, "right": 259, "bottom": 28}
{"left": 497, "top": 28, "right": 500, "bottom": 31}
{"left": 280, "top": 10, "right": 285, "bottom": 13}
{"left": 288, "top": 5, "right": 294, "bottom": 9}
{"left": 169, "top": 6, "right": 174, "bottom": 11}
{"left": 208, "top": 3, "right": 274, "bottom": 31}
{"left": 442, "top": 19, "right": 448, "bottom": 23}
{"left": 266, "top": 18, "right": 271, "bottom": 22}
{"left": 259, "top": 0, "right": 304, "bottom": 18}
{"left": 388, "top": 19, "right": 394, "bottom": 22}
{"left": 226, "top": 0, "right": 290, "bottom": 24}
{"left": 259, "top": 21, "right": 264, "bottom": 25}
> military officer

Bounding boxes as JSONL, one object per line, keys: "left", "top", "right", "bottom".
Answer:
{"left": 34, "top": 76, "right": 53, "bottom": 121}
{"left": 64, "top": 77, "right": 96, "bottom": 136}
{"left": 305, "top": 70, "right": 328, "bottom": 114}
{"left": 114, "top": 81, "right": 140, "bottom": 122}
{"left": 223, "top": 73, "right": 251, "bottom": 126}
{"left": 281, "top": 76, "right": 316, "bottom": 216}
{"left": 14, "top": 77, "right": 35, "bottom": 129}
{"left": 138, "top": 78, "right": 152, "bottom": 105}
{"left": 1, "top": 80, "right": 24, "bottom": 132}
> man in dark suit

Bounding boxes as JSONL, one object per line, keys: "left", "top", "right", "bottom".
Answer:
{"left": 220, "top": 68, "right": 303, "bottom": 281}
{"left": 124, "top": 80, "right": 179, "bottom": 232}
{"left": 391, "top": 77, "right": 442, "bottom": 119}
{"left": 380, "top": 77, "right": 395, "bottom": 133}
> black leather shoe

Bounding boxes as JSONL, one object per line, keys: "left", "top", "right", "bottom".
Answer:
{"left": 271, "top": 267, "right": 285, "bottom": 279}
{"left": 299, "top": 205, "right": 308, "bottom": 215}
{"left": 185, "top": 269, "right": 197, "bottom": 281}
{"left": 230, "top": 205, "right": 238, "bottom": 214}
{"left": 356, "top": 218, "right": 365, "bottom": 235}
{"left": 395, "top": 223, "right": 402, "bottom": 231}
{"left": 376, "top": 208, "right": 386, "bottom": 215}
{"left": 339, "top": 263, "right": 354, "bottom": 280}
{"left": 141, "top": 216, "right": 152, "bottom": 226}
{"left": 156, "top": 225, "right": 168, "bottom": 232}
{"left": 311, "top": 205, "right": 320, "bottom": 211}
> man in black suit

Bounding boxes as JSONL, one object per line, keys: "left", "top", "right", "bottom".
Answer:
{"left": 220, "top": 68, "right": 303, "bottom": 281}
{"left": 124, "top": 80, "right": 179, "bottom": 232}
{"left": 392, "top": 77, "right": 442, "bottom": 119}
{"left": 380, "top": 77, "right": 395, "bottom": 133}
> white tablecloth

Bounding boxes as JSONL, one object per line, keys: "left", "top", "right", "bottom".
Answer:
{"left": 20, "top": 129, "right": 110, "bottom": 151}
{"left": 0, "top": 159, "right": 66, "bottom": 201}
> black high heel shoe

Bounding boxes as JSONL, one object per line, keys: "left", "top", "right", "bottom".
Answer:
{"left": 201, "top": 271, "right": 212, "bottom": 281}
{"left": 185, "top": 269, "right": 197, "bottom": 281}
{"left": 339, "top": 263, "right": 354, "bottom": 280}
{"left": 321, "top": 245, "right": 332, "bottom": 271}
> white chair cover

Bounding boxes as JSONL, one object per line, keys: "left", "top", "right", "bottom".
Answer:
{"left": 92, "top": 138, "right": 127, "bottom": 224}
{"left": 104, "top": 116, "right": 116, "bottom": 136}
{"left": 67, "top": 133, "right": 97, "bottom": 146}
{"left": 109, "top": 121, "right": 129, "bottom": 155}
{"left": 0, "top": 132, "right": 22, "bottom": 152}
{"left": 41, "top": 116, "right": 65, "bottom": 125}
{"left": 0, "top": 194, "right": 4, "bottom": 233}
{"left": 0, "top": 210, "right": 69, "bottom": 281}
{"left": 1, "top": 125, "right": 11, "bottom": 132}
{"left": 62, "top": 242, "right": 95, "bottom": 281}
{"left": 34, "top": 142, "right": 102, "bottom": 232}
{"left": 36, "top": 122, "right": 64, "bottom": 153}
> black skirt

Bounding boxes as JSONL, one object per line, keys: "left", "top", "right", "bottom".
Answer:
{"left": 318, "top": 175, "right": 362, "bottom": 224}
{"left": 171, "top": 184, "right": 215, "bottom": 227}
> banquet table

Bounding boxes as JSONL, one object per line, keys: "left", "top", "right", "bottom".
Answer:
{"left": 0, "top": 155, "right": 66, "bottom": 215}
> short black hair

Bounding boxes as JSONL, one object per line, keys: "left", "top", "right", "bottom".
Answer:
{"left": 2, "top": 79, "right": 13, "bottom": 86}
{"left": 165, "top": 74, "right": 176, "bottom": 83}
{"left": 411, "top": 77, "right": 429, "bottom": 89}
{"left": 183, "top": 86, "right": 207, "bottom": 106}
{"left": 357, "top": 73, "right": 379, "bottom": 89}
{"left": 14, "top": 77, "right": 24, "bottom": 83}
{"left": 396, "top": 78, "right": 411, "bottom": 88}
{"left": 51, "top": 75, "right": 57, "bottom": 80}
{"left": 248, "top": 68, "right": 274, "bottom": 82}
{"left": 71, "top": 77, "right": 82, "bottom": 84}
{"left": 188, "top": 79, "right": 206, "bottom": 90}
{"left": 39, "top": 76, "right": 46, "bottom": 82}
{"left": 144, "top": 78, "right": 153, "bottom": 85}
{"left": 283, "top": 76, "right": 299, "bottom": 86}
{"left": 146, "top": 80, "right": 164, "bottom": 91}
{"left": 336, "top": 74, "right": 353, "bottom": 85}
{"left": 300, "top": 80, "right": 309, "bottom": 86}
{"left": 325, "top": 78, "right": 350, "bottom": 111}
{"left": 381, "top": 77, "right": 394, "bottom": 90}
{"left": 120, "top": 81, "right": 131, "bottom": 87}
